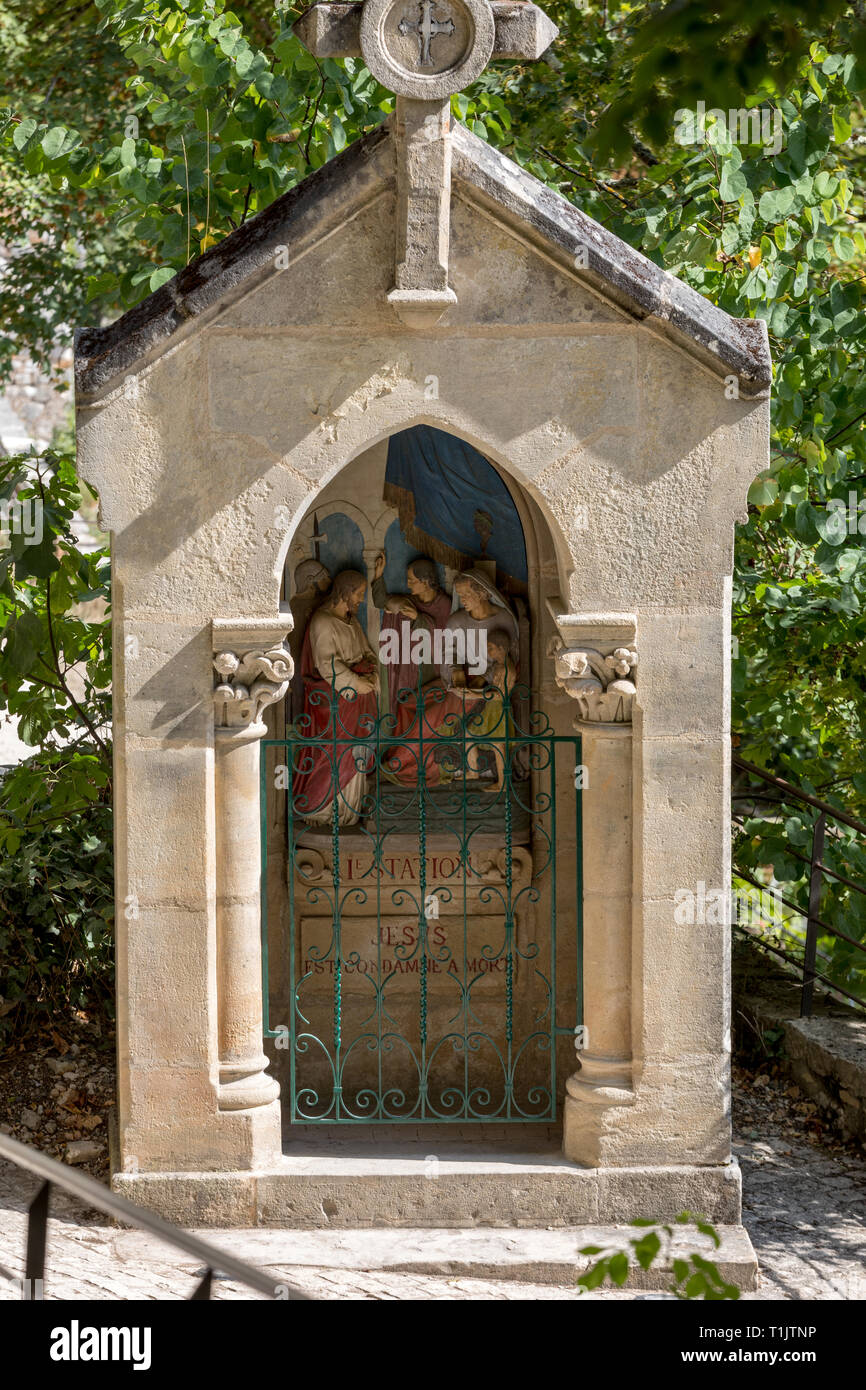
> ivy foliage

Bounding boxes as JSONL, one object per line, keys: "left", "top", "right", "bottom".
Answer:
{"left": 0, "top": 0, "right": 394, "bottom": 350}
{"left": 0, "top": 454, "right": 112, "bottom": 1038}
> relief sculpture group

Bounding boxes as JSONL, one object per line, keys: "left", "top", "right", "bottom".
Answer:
{"left": 288, "top": 425, "right": 530, "bottom": 826}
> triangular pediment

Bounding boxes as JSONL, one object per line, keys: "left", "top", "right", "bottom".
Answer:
{"left": 75, "top": 118, "right": 770, "bottom": 401}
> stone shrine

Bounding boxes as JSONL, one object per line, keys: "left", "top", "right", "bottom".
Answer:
{"left": 74, "top": 0, "right": 771, "bottom": 1248}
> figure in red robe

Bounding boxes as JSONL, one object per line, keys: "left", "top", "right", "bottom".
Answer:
{"left": 292, "top": 570, "right": 379, "bottom": 825}
{"left": 372, "top": 555, "right": 451, "bottom": 717}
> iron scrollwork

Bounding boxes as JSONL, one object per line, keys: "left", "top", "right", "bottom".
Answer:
{"left": 262, "top": 676, "right": 582, "bottom": 1123}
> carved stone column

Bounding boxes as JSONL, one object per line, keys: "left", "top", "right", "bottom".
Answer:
{"left": 212, "top": 620, "right": 291, "bottom": 1124}
{"left": 550, "top": 613, "right": 639, "bottom": 1165}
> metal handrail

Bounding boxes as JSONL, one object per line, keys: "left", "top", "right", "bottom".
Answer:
{"left": 0, "top": 1131, "right": 311, "bottom": 1301}
{"left": 733, "top": 923, "right": 866, "bottom": 1012}
{"left": 732, "top": 810, "right": 866, "bottom": 898}
{"left": 732, "top": 754, "right": 866, "bottom": 836}
{"left": 732, "top": 752, "right": 866, "bottom": 1017}
{"left": 732, "top": 863, "right": 866, "bottom": 953}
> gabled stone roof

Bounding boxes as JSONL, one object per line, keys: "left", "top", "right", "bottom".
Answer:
{"left": 75, "top": 118, "right": 771, "bottom": 401}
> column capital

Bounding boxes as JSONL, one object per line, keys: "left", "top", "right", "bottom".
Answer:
{"left": 212, "top": 619, "right": 293, "bottom": 735}
{"left": 547, "top": 624, "right": 638, "bottom": 725}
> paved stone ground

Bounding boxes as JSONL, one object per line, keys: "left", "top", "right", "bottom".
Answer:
{"left": 733, "top": 1128, "right": 865, "bottom": 1300}
{"left": 0, "top": 1079, "right": 863, "bottom": 1300}
{"left": 733, "top": 1061, "right": 866, "bottom": 1299}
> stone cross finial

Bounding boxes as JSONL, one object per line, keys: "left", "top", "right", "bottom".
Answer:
{"left": 294, "top": 0, "right": 558, "bottom": 326}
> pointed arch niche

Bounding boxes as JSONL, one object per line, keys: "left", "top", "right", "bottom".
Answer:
{"left": 262, "top": 425, "right": 584, "bottom": 1131}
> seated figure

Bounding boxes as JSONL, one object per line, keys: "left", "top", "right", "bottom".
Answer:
{"left": 465, "top": 627, "right": 518, "bottom": 792}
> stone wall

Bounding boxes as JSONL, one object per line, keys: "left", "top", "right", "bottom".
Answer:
{"left": 733, "top": 937, "right": 866, "bottom": 1148}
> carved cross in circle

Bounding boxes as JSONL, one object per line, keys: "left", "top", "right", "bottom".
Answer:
{"left": 398, "top": 1, "right": 456, "bottom": 68}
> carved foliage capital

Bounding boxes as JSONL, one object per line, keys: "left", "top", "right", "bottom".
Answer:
{"left": 213, "top": 644, "right": 293, "bottom": 730}
{"left": 550, "top": 640, "right": 637, "bottom": 724}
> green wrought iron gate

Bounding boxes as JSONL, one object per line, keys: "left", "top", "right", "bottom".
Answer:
{"left": 261, "top": 681, "right": 582, "bottom": 1122}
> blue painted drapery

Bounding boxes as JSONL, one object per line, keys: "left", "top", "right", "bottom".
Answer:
{"left": 384, "top": 425, "right": 527, "bottom": 590}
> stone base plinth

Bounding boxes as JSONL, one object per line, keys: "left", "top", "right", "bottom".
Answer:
{"left": 112, "top": 1222, "right": 759, "bottom": 1292}
{"left": 112, "top": 1137, "right": 743, "bottom": 1230}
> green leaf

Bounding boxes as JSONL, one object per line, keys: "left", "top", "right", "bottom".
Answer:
{"left": 758, "top": 187, "right": 794, "bottom": 222}
{"left": 807, "top": 67, "right": 826, "bottom": 100}
{"left": 719, "top": 163, "right": 748, "bottom": 202}
{"left": 814, "top": 503, "right": 848, "bottom": 546}
{"left": 13, "top": 116, "right": 40, "bottom": 151}
{"left": 794, "top": 500, "right": 820, "bottom": 542}
{"left": 15, "top": 533, "right": 60, "bottom": 579}
{"left": 738, "top": 199, "right": 756, "bottom": 240}
{"left": 149, "top": 266, "right": 176, "bottom": 292}
{"left": 41, "top": 126, "right": 77, "bottom": 159}
{"left": 832, "top": 109, "right": 852, "bottom": 143}
{"left": 331, "top": 114, "right": 347, "bottom": 152}
{"left": 218, "top": 29, "right": 242, "bottom": 57}
{"left": 683, "top": 1271, "right": 707, "bottom": 1298}
{"left": 577, "top": 1262, "right": 609, "bottom": 1291}
{"left": 608, "top": 1252, "right": 630, "bottom": 1287}
{"left": 695, "top": 1219, "right": 721, "bottom": 1249}
{"left": 748, "top": 476, "right": 779, "bottom": 507}
{"left": 720, "top": 222, "right": 739, "bottom": 255}
{"left": 837, "top": 549, "right": 859, "bottom": 581}
{"left": 234, "top": 47, "right": 257, "bottom": 78}
{"left": 2, "top": 610, "right": 43, "bottom": 676}
{"left": 814, "top": 171, "right": 839, "bottom": 198}
{"left": 633, "top": 1231, "right": 662, "bottom": 1270}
